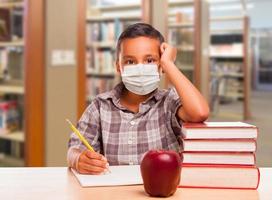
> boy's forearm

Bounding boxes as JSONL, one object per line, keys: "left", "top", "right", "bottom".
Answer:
{"left": 161, "top": 60, "right": 210, "bottom": 122}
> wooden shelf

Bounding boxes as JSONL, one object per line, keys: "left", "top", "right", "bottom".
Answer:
{"left": 0, "top": 84, "right": 24, "bottom": 94}
{"left": 211, "top": 72, "right": 244, "bottom": 78}
{"left": 92, "top": 3, "right": 140, "bottom": 12}
{"left": 259, "top": 68, "right": 272, "bottom": 72}
{"left": 86, "top": 41, "right": 115, "bottom": 49}
{"left": 0, "top": 131, "right": 24, "bottom": 142}
{"left": 210, "top": 16, "right": 244, "bottom": 22}
{"left": 86, "top": 15, "right": 141, "bottom": 22}
{"left": 86, "top": 72, "right": 115, "bottom": 78}
{"left": 0, "top": 40, "right": 24, "bottom": 48}
{"left": 210, "top": 54, "right": 243, "bottom": 59}
{"left": 177, "top": 65, "right": 194, "bottom": 71}
{"left": 221, "top": 93, "right": 244, "bottom": 99}
{"left": 0, "top": 154, "right": 24, "bottom": 167}
{"left": 176, "top": 45, "right": 194, "bottom": 51}
{"left": 169, "top": 0, "right": 194, "bottom": 7}
{"left": 168, "top": 22, "right": 194, "bottom": 29}
{"left": 211, "top": 29, "right": 243, "bottom": 35}
{"left": 0, "top": 1, "right": 24, "bottom": 9}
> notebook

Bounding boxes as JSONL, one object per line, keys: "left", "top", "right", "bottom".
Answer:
{"left": 71, "top": 165, "right": 143, "bottom": 187}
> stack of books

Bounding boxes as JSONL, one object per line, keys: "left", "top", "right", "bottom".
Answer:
{"left": 179, "top": 122, "right": 260, "bottom": 189}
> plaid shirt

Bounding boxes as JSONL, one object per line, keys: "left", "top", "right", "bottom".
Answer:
{"left": 68, "top": 82, "right": 182, "bottom": 166}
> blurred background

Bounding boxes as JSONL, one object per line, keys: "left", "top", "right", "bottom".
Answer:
{"left": 0, "top": 0, "right": 271, "bottom": 167}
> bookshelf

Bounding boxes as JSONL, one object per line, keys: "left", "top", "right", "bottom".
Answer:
{"left": 0, "top": 130, "right": 24, "bottom": 142}
{"left": 252, "top": 28, "right": 272, "bottom": 91}
{"left": 167, "top": 0, "right": 210, "bottom": 100}
{"left": 0, "top": 0, "right": 45, "bottom": 167}
{"left": 0, "top": 84, "right": 24, "bottom": 94}
{"left": 0, "top": 0, "right": 25, "bottom": 166}
{"left": 83, "top": 1, "right": 142, "bottom": 106}
{"left": 0, "top": 40, "right": 24, "bottom": 47}
{"left": 209, "top": 16, "right": 251, "bottom": 120}
{"left": 0, "top": 1, "right": 23, "bottom": 9}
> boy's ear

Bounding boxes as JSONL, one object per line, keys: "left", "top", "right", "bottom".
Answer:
{"left": 115, "top": 60, "right": 121, "bottom": 74}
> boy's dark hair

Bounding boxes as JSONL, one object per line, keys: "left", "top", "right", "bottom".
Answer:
{"left": 116, "top": 23, "right": 165, "bottom": 60}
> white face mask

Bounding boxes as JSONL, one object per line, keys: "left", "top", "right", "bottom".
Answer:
{"left": 121, "top": 63, "right": 160, "bottom": 95}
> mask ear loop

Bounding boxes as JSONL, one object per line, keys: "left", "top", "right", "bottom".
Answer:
{"left": 120, "top": 65, "right": 124, "bottom": 73}
{"left": 158, "top": 63, "right": 163, "bottom": 75}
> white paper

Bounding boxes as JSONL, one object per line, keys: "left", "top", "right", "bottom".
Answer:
{"left": 71, "top": 165, "right": 143, "bottom": 187}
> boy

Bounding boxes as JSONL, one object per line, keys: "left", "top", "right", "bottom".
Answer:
{"left": 68, "top": 23, "right": 209, "bottom": 174}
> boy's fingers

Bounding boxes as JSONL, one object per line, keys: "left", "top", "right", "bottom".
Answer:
{"left": 85, "top": 151, "right": 103, "bottom": 160}
{"left": 82, "top": 155, "right": 108, "bottom": 168}
{"left": 90, "top": 159, "right": 108, "bottom": 168}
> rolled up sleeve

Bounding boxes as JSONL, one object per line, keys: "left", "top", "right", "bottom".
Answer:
{"left": 165, "top": 87, "right": 183, "bottom": 137}
{"left": 67, "top": 99, "right": 102, "bottom": 168}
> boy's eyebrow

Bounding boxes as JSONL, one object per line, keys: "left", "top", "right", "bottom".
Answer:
{"left": 145, "top": 54, "right": 160, "bottom": 58}
{"left": 122, "top": 55, "right": 136, "bottom": 59}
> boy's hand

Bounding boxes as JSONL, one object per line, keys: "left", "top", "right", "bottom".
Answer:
{"left": 77, "top": 150, "right": 109, "bottom": 175}
{"left": 160, "top": 42, "right": 177, "bottom": 72}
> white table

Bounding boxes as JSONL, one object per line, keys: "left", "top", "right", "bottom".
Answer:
{"left": 0, "top": 167, "right": 270, "bottom": 200}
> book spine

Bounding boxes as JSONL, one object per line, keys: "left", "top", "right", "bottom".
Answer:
{"left": 182, "top": 152, "right": 256, "bottom": 166}
{"left": 178, "top": 165, "right": 260, "bottom": 189}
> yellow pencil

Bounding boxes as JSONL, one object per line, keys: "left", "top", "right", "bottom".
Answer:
{"left": 66, "top": 119, "right": 94, "bottom": 152}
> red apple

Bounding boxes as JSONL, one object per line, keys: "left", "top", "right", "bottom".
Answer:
{"left": 140, "top": 150, "right": 182, "bottom": 197}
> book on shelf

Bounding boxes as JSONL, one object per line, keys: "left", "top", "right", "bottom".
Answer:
{"left": 7, "top": 49, "right": 24, "bottom": 80}
{"left": 168, "top": 11, "right": 194, "bottom": 79}
{"left": 86, "top": 22, "right": 114, "bottom": 44}
{"left": 0, "top": 100, "right": 20, "bottom": 134}
{"left": 211, "top": 34, "right": 243, "bottom": 44}
{"left": 86, "top": 19, "right": 135, "bottom": 45}
{"left": 210, "top": 44, "right": 243, "bottom": 58}
{"left": 182, "top": 152, "right": 256, "bottom": 165}
{"left": 86, "top": 77, "right": 116, "bottom": 102}
{"left": 11, "top": 8, "right": 23, "bottom": 40}
{"left": 0, "top": 8, "right": 11, "bottom": 41}
{"left": 181, "top": 122, "right": 258, "bottom": 139}
{"left": 86, "top": 20, "right": 136, "bottom": 76}
{"left": 210, "top": 59, "right": 244, "bottom": 101}
{"left": 86, "top": 49, "right": 114, "bottom": 74}
{"left": 0, "top": 49, "right": 8, "bottom": 79}
{"left": 0, "top": 48, "right": 23, "bottom": 81}
{"left": 182, "top": 139, "right": 257, "bottom": 152}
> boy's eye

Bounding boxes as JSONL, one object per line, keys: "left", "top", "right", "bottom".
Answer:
{"left": 124, "top": 60, "right": 135, "bottom": 65}
{"left": 146, "top": 58, "right": 156, "bottom": 64}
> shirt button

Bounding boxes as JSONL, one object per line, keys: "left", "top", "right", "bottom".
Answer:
{"left": 129, "top": 161, "right": 134, "bottom": 165}
{"left": 128, "top": 139, "right": 132, "bottom": 144}
{"left": 130, "top": 121, "right": 135, "bottom": 125}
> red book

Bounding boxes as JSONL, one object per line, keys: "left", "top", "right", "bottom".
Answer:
{"left": 181, "top": 122, "right": 258, "bottom": 139}
{"left": 182, "top": 152, "right": 256, "bottom": 165}
{"left": 179, "top": 165, "right": 260, "bottom": 189}
{"left": 182, "top": 139, "right": 257, "bottom": 152}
